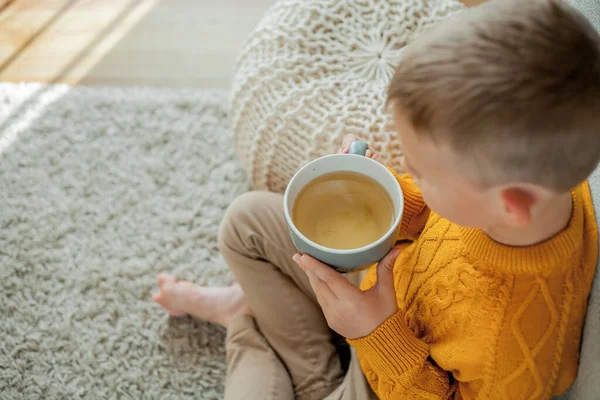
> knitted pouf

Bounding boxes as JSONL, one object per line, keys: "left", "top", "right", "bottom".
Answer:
{"left": 231, "top": 0, "right": 464, "bottom": 193}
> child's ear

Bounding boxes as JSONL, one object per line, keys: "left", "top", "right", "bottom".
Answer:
{"left": 500, "top": 187, "right": 537, "bottom": 227}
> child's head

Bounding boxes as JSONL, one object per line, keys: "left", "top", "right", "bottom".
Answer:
{"left": 388, "top": 0, "right": 600, "bottom": 229}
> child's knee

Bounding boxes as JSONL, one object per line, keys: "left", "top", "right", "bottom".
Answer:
{"left": 218, "top": 191, "right": 273, "bottom": 252}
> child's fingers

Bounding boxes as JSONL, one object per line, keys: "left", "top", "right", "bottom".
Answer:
{"left": 305, "top": 268, "right": 333, "bottom": 306}
{"left": 341, "top": 134, "right": 361, "bottom": 150}
{"left": 295, "top": 254, "right": 339, "bottom": 297}
{"left": 294, "top": 254, "right": 336, "bottom": 305}
{"left": 348, "top": 144, "right": 384, "bottom": 165}
{"left": 299, "top": 254, "right": 361, "bottom": 298}
{"left": 371, "top": 152, "right": 385, "bottom": 165}
{"left": 340, "top": 135, "right": 383, "bottom": 163}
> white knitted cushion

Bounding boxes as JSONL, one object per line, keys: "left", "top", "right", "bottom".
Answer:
{"left": 231, "top": 0, "right": 464, "bottom": 193}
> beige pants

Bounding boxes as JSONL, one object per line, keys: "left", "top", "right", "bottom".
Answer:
{"left": 218, "top": 191, "right": 378, "bottom": 400}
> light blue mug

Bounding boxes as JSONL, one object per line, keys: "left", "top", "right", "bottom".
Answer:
{"left": 283, "top": 141, "right": 404, "bottom": 273}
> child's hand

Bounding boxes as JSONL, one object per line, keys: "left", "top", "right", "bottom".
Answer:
{"left": 293, "top": 249, "right": 400, "bottom": 340}
{"left": 337, "top": 134, "right": 385, "bottom": 165}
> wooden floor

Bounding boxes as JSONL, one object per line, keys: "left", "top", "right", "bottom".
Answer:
{"left": 0, "top": 0, "right": 273, "bottom": 88}
{"left": 0, "top": 0, "right": 485, "bottom": 89}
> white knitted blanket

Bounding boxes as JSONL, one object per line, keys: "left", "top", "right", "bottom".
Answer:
{"left": 231, "top": 0, "right": 465, "bottom": 193}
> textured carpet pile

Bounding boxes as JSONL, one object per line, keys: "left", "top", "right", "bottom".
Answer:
{"left": 0, "top": 84, "right": 248, "bottom": 399}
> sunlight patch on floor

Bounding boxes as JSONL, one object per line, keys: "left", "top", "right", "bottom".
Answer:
{"left": 0, "top": 0, "right": 160, "bottom": 85}
{"left": 0, "top": 83, "right": 69, "bottom": 154}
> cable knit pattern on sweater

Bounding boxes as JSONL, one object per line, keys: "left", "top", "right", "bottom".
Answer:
{"left": 348, "top": 172, "right": 598, "bottom": 399}
{"left": 230, "top": 0, "right": 464, "bottom": 193}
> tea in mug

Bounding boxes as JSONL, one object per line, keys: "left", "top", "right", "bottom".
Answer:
{"left": 292, "top": 171, "right": 394, "bottom": 250}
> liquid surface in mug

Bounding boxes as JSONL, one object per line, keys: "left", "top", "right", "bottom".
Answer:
{"left": 292, "top": 171, "right": 394, "bottom": 250}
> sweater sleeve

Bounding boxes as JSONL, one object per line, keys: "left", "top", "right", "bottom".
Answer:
{"left": 348, "top": 299, "right": 572, "bottom": 400}
{"left": 348, "top": 312, "right": 459, "bottom": 400}
{"left": 388, "top": 168, "right": 430, "bottom": 241}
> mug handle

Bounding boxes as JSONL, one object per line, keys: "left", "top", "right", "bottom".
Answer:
{"left": 348, "top": 140, "right": 368, "bottom": 156}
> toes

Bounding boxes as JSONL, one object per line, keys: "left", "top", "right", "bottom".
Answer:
{"left": 168, "top": 310, "right": 186, "bottom": 317}
{"left": 152, "top": 292, "right": 166, "bottom": 306}
{"left": 153, "top": 291, "right": 172, "bottom": 309}
{"left": 161, "top": 281, "right": 175, "bottom": 297}
{"left": 157, "top": 273, "right": 176, "bottom": 287}
{"left": 152, "top": 292, "right": 186, "bottom": 317}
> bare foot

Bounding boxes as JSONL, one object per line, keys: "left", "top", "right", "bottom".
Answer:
{"left": 152, "top": 274, "right": 253, "bottom": 328}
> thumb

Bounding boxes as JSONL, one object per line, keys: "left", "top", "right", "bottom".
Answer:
{"left": 375, "top": 248, "right": 400, "bottom": 289}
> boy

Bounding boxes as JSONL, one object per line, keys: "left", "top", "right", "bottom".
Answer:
{"left": 153, "top": 0, "right": 600, "bottom": 398}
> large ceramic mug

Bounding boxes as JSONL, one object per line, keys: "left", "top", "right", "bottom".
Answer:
{"left": 283, "top": 141, "right": 404, "bottom": 273}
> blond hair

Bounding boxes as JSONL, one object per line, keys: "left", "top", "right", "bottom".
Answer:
{"left": 387, "top": 0, "right": 600, "bottom": 192}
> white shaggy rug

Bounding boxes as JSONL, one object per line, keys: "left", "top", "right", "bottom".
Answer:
{"left": 0, "top": 83, "right": 249, "bottom": 399}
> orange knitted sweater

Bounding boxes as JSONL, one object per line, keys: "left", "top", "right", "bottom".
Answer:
{"left": 348, "top": 172, "right": 598, "bottom": 399}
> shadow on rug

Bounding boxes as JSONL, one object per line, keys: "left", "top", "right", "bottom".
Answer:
{"left": 0, "top": 83, "right": 248, "bottom": 399}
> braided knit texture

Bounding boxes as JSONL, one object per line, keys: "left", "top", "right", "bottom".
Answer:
{"left": 231, "top": 0, "right": 464, "bottom": 193}
{"left": 351, "top": 174, "right": 599, "bottom": 399}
